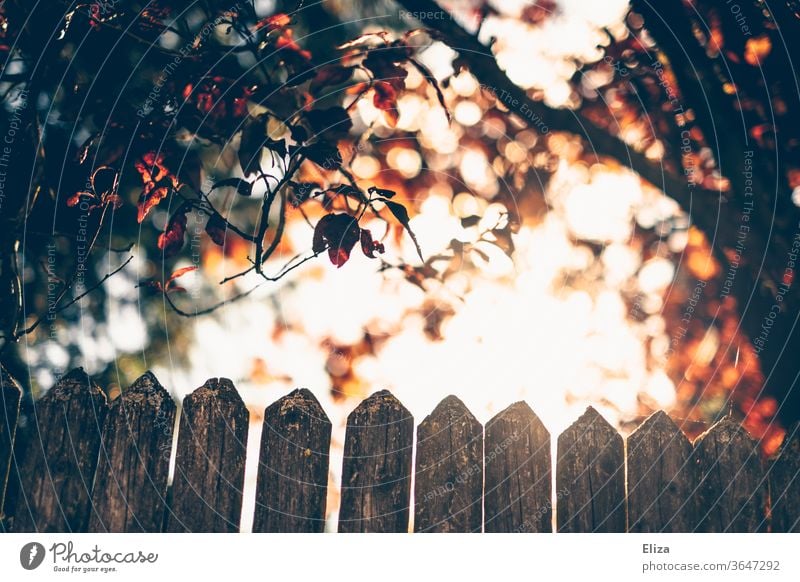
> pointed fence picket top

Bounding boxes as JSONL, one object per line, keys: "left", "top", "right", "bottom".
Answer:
{"left": 0, "top": 365, "right": 22, "bottom": 520}
{"left": 414, "top": 396, "right": 483, "bottom": 533}
{"left": 165, "top": 378, "right": 248, "bottom": 533}
{"left": 338, "top": 390, "right": 413, "bottom": 533}
{"left": 88, "top": 372, "right": 176, "bottom": 532}
{"left": 626, "top": 411, "right": 696, "bottom": 532}
{"left": 0, "top": 372, "right": 791, "bottom": 534}
{"left": 693, "top": 415, "right": 768, "bottom": 532}
{"left": 767, "top": 423, "right": 799, "bottom": 532}
{"left": 253, "top": 388, "right": 332, "bottom": 533}
{"left": 12, "top": 368, "right": 108, "bottom": 532}
{"left": 484, "top": 401, "right": 551, "bottom": 532}
{"left": 557, "top": 407, "right": 625, "bottom": 532}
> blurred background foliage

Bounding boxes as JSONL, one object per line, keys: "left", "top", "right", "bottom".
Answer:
{"left": 1, "top": 0, "right": 799, "bottom": 454}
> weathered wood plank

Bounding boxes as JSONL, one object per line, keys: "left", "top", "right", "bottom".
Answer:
{"left": 484, "top": 401, "right": 551, "bottom": 532}
{"left": 557, "top": 407, "right": 625, "bottom": 532}
{"left": 768, "top": 422, "right": 799, "bottom": 532}
{"left": 88, "top": 372, "right": 176, "bottom": 532}
{"left": 414, "top": 396, "right": 483, "bottom": 532}
{"left": 253, "top": 388, "right": 331, "bottom": 532}
{"left": 627, "top": 410, "right": 696, "bottom": 532}
{"left": 693, "top": 415, "right": 768, "bottom": 532}
{"left": 338, "top": 390, "right": 413, "bottom": 533}
{"left": 12, "top": 368, "right": 108, "bottom": 532}
{"left": 0, "top": 365, "right": 22, "bottom": 522}
{"left": 165, "top": 378, "right": 248, "bottom": 533}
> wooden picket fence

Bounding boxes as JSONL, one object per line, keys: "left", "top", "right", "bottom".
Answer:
{"left": 1, "top": 367, "right": 798, "bottom": 533}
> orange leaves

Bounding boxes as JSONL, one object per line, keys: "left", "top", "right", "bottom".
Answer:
{"left": 745, "top": 35, "right": 771, "bottom": 66}
{"left": 66, "top": 166, "right": 122, "bottom": 211}
{"left": 182, "top": 77, "right": 254, "bottom": 120}
{"left": 275, "top": 29, "right": 311, "bottom": 61}
{"left": 372, "top": 81, "right": 399, "bottom": 126}
{"left": 346, "top": 80, "right": 400, "bottom": 126}
{"left": 135, "top": 152, "right": 179, "bottom": 223}
{"left": 254, "top": 13, "right": 290, "bottom": 33}
{"left": 256, "top": 12, "right": 312, "bottom": 61}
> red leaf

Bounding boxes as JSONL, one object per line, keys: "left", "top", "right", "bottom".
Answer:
{"left": 205, "top": 213, "right": 227, "bottom": 246}
{"left": 104, "top": 194, "right": 123, "bottom": 209}
{"left": 313, "top": 213, "right": 361, "bottom": 268}
{"left": 138, "top": 184, "right": 171, "bottom": 223}
{"left": 363, "top": 52, "right": 408, "bottom": 92}
{"left": 255, "top": 13, "right": 291, "bottom": 32}
{"left": 165, "top": 265, "right": 198, "bottom": 291}
{"left": 372, "top": 81, "right": 399, "bottom": 126}
{"left": 275, "top": 29, "right": 311, "bottom": 60}
{"left": 139, "top": 280, "right": 164, "bottom": 293}
{"left": 158, "top": 206, "right": 189, "bottom": 257}
{"left": 360, "top": 228, "right": 385, "bottom": 259}
{"left": 67, "top": 191, "right": 93, "bottom": 207}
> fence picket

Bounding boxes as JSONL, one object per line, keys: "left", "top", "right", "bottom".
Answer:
{"left": 88, "top": 372, "right": 176, "bottom": 532}
{"left": 338, "top": 390, "right": 413, "bottom": 532}
{"left": 0, "top": 371, "right": 789, "bottom": 534}
{"left": 165, "top": 378, "right": 248, "bottom": 533}
{"left": 0, "top": 366, "right": 21, "bottom": 523}
{"left": 484, "top": 401, "right": 551, "bottom": 532}
{"left": 627, "top": 411, "right": 696, "bottom": 532}
{"left": 12, "top": 368, "right": 108, "bottom": 532}
{"left": 253, "top": 388, "right": 331, "bottom": 532}
{"left": 768, "top": 423, "right": 799, "bottom": 532}
{"left": 693, "top": 415, "right": 768, "bottom": 532}
{"left": 414, "top": 396, "right": 483, "bottom": 532}
{"left": 557, "top": 407, "right": 625, "bottom": 532}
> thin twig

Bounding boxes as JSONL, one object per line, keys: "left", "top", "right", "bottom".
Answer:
{"left": 15, "top": 256, "right": 134, "bottom": 337}
{"left": 163, "top": 281, "right": 262, "bottom": 317}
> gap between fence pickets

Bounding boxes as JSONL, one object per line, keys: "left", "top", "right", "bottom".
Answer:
{"left": 0, "top": 366, "right": 797, "bottom": 533}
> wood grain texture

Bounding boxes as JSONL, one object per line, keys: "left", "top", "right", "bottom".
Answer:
{"left": 338, "top": 390, "right": 413, "bottom": 532}
{"left": 693, "top": 415, "right": 768, "bottom": 532}
{"left": 0, "top": 365, "right": 22, "bottom": 522}
{"left": 627, "top": 410, "right": 696, "bottom": 532}
{"left": 253, "top": 388, "right": 331, "bottom": 532}
{"left": 769, "top": 423, "right": 799, "bottom": 532}
{"left": 165, "top": 378, "right": 248, "bottom": 533}
{"left": 12, "top": 368, "right": 108, "bottom": 532}
{"left": 88, "top": 372, "right": 176, "bottom": 532}
{"left": 484, "top": 401, "right": 551, "bottom": 532}
{"left": 557, "top": 407, "right": 625, "bottom": 532}
{"left": 414, "top": 395, "right": 483, "bottom": 532}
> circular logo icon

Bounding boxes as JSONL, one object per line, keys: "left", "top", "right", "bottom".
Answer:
{"left": 20, "top": 542, "right": 46, "bottom": 570}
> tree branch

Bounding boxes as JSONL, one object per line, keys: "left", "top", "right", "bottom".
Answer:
{"left": 393, "top": 0, "right": 739, "bottom": 259}
{"left": 14, "top": 255, "right": 134, "bottom": 338}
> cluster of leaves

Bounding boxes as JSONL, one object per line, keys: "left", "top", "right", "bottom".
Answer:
{"left": 7, "top": 3, "right": 461, "bottom": 308}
